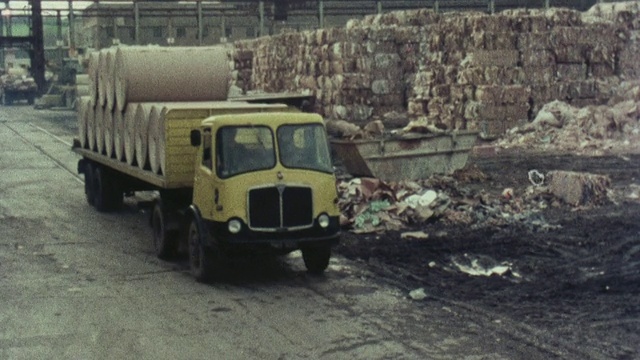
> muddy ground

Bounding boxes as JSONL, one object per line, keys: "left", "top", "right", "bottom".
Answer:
{"left": 6, "top": 103, "right": 640, "bottom": 360}
{"left": 337, "top": 151, "right": 640, "bottom": 359}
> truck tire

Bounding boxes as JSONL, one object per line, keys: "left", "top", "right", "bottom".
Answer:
{"left": 84, "top": 162, "right": 95, "bottom": 206}
{"left": 302, "top": 246, "right": 331, "bottom": 274}
{"left": 188, "top": 217, "right": 222, "bottom": 282}
{"left": 152, "top": 201, "right": 179, "bottom": 260}
{"left": 93, "top": 166, "right": 123, "bottom": 212}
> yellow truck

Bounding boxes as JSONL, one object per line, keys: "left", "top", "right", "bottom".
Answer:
{"left": 73, "top": 102, "right": 341, "bottom": 281}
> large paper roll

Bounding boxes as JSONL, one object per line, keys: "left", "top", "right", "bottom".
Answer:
{"left": 147, "top": 105, "right": 162, "bottom": 174}
{"left": 95, "top": 105, "right": 106, "bottom": 154}
{"left": 134, "top": 103, "right": 155, "bottom": 170}
{"left": 87, "top": 104, "right": 96, "bottom": 151}
{"left": 113, "top": 106, "right": 125, "bottom": 161}
{"left": 76, "top": 96, "right": 91, "bottom": 148}
{"left": 114, "top": 46, "right": 230, "bottom": 111}
{"left": 124, "top": 103, "right": 138, "bottom": 166}
{"left": 104, "top": 107, "right": 115, "bottom": 157}
{"left": 105, "top": 50, "right": 116, "bottom": 110}
{"left": 97, "top": 50, "right": 107, "bottom": 107}
{"left": 86, "top": 52, "right": 99, "bottom": 105}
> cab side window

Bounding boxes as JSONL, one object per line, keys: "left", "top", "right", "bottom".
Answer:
{"left": 202, "top": 128, "right": 212, "bottom": 170}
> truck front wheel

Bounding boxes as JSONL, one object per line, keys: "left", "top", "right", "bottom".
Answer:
{"left": 302, "top": 246, "right": 332, "bottom": 274}
{"left": 188, "top": 218, "right": 222, "bottom": 282}
{"left": 152, "top": 202, "right": 179, "bottom": 260}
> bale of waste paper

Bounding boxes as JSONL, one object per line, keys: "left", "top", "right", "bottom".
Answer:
{"left": 547, "top": 170, "right": 611, "bottom": 206}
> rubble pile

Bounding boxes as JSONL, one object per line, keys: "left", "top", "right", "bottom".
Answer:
{"left": 0, "top": 71, "right": 37, "bottom": 92}
{"left": 497, "top": 80, "right": 640, "bottom": 154}
{"left": 229, "top": 3, "right": 640, "bottom": 139}
{"left": 547, "top": 170, "right": 611, "bottom": 206}
{"left": 337, "top": 164, "right": 618, "bottom": 234}
{"left": 336, "top": 168, "right": 564, "bottom": 234}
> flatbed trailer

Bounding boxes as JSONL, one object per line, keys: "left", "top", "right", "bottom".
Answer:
{"left": 73, "top": 102, "right": 341, "bottom": 281}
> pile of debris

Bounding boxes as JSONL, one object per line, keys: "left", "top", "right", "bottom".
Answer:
{"left": 0, "top": 70, "right": 37, "bottom": 93}
{"left": 496, "top": 80, "right": 640, "bottom": 154}
{"left": 336, "top": 167, "right": 614, "bottom": 234}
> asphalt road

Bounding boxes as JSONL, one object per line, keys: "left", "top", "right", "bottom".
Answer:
{"left": 0, "top": 105, "right": 566, "bottom": 359}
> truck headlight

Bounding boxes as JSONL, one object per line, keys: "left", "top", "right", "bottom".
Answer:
{"left": 228, "top": 219, "right": 242, "bottom": 234}
{"left": 318, "top": 214, "right": 330, "bottom": 228}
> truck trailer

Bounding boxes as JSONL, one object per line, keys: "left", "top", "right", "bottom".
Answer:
{"left": 73, "top": 102, "right": 341, "bottom": 281}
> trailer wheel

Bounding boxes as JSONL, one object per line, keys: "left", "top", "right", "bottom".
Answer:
{"left": 93, "top": 166, "right": 123, "bottom": 212}
{"left": 27, "top": 94, "right": 35, "bottom": 105}
{"left": 152, "top": 202, "right": 179, "bottom": 260}
{"left": 302, "top": 246, "right": 331, "bottom": 274}
{"left": 188, "top": 218, "right": 222, "bottom": 282}
{"left": 84, "top": 162, "right": 95, "bottom": 206}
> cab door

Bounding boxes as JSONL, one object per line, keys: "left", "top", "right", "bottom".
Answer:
{"left": 193, "top": 127, "right": 216, "bottom": 220}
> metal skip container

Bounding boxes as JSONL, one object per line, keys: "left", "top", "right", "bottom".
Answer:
{"left": 331, "top": 131, "right": 478, "bottom": 182}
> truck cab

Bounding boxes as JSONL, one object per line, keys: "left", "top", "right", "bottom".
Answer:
{"left": 186, "top": 112, "right": 341, "bottom": 280}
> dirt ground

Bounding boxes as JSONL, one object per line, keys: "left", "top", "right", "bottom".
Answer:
{"left": 336, "top": 150, "right": 640, "bottom": 359}
{"left": 3, "top": 104, "right": 639, "bottom": 358}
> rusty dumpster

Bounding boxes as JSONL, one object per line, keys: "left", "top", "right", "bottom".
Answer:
{"left": 331, "top": 131, "right": 478, "bottom": 181}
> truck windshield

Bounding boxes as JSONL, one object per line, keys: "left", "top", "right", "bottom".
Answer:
{"left": 277, "top": 124, "right": 333, "bottom": 173}
{"left": 216, "top": 126, "right": 276, "bottom": 178}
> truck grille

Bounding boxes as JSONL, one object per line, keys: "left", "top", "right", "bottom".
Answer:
{"left": 248, "top": 186, "right": 313, "bottom": 230}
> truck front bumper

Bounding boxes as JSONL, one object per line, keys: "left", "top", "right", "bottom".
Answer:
{"left": 205, "top": 216, "right": 340, "bottom": 252}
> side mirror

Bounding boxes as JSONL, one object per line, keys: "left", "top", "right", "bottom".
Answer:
{"left": 190, "top": 130, "right": 201, "bottom": 147}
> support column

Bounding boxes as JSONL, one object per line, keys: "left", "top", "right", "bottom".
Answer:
{"left": 488, "top": 0, "right": 495, "bottom": 14}
{"left": 220, "top": 13, "right": 226, "bottom": 43}
{"left": 0, "top": 11, "right": 4, "bottom": 69}
{"left": 318, "top": 0, "right": 324, "bottom": 29}
{"left": 31, "top": 0, "right": 46, "bottom": 94}
{"left": 259, "top": 1, "right": 264, "bottom": 37}
{"left": 197, "top": 1, "right": 203, "bottom": 45}
{"left": 376, "top": 0, "right": 382, "bottom": 14}
{"left": 134, "top": 1, "right": 140, "bottom": 45}
{"left": 56, "top": 10, "right": 63, "bottom": 65}
{"left": 434, "top": 1, "right": 439, "bottom": 14}
{"left": 67, "top": 0, "right": 75, "bottom": 53}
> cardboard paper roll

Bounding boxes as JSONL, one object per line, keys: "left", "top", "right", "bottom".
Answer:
{"left": 87, "top": 104, "right": 96, "bottom": 151}
{"left": 97, "top": 50, "right": 107, "bottom": 106}
{"left": 113, "top": 106, "right": 125, "bottom": 161}
{"left": 134, "top": 103, "right": 155, "bottom": 170}
{"left": 124, "top": 103, "right": 138, "bottom": 166}
{"left": 76, "top": 84, "right": 90, "bottom": 98}
{"left": 95, "top": 105, "right": 106, "bottom": 154}
{"left": 76, "top": 96, "right": 91, "bottom": 148}
{"left": 114, "top": 46, "right": 231, "bottom": 111}
{"left": 87, "top": 52, "right": 99, "bottom": 105}
{"left": 105, "top": 50, "right": 116, "bottom": 110}
{"left": 76, "top": 74, "right": 90, "bottom": 85}
{"left": 104, "top": 107, "right": 115, "bottom": 157}
{"left": 147, "top": 105, "right": 162, "bottom": 174}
